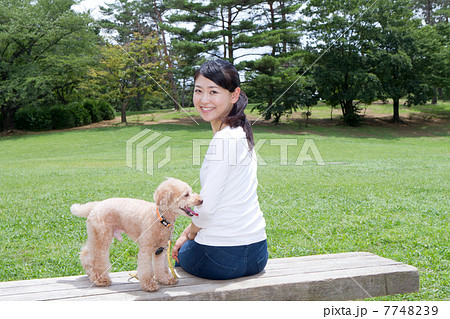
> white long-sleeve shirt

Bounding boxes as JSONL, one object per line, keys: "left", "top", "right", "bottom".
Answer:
{"left": 191, "top": 126, "right": 267, "bottom": 246}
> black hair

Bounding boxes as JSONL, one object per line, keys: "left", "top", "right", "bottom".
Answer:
{"left": 194, "top": 59, "right": 254, "bottom": 150}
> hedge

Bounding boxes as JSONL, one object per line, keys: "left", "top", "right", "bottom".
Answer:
{"left": 67, "top": 101, "right": 92, "bottom": 127}
{"left": 13, "top": 100, "right": 115, "bottom": 131}
{"left": 49, "top": 105, "right": 75, "bottom": 130}
{"left": 15, "top": 107, "right": 52, "bottom": 131}
{"left": 97, "top": 100, "right": 115, "bottom": 121}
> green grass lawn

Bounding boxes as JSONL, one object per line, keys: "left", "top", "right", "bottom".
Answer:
{"left": 0, "top": 105, "right": 448, "bottom": 300}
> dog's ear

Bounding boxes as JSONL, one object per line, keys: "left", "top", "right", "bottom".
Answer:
{"left": 154, "top": 183, "right": 175, "bottom": 210}
{"left": 153, "top": 188, "right": 162, "bottom": 206}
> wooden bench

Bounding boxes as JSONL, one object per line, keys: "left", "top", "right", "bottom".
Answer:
{"left": 0, "top": 252, "right": 419, "bottom": 301}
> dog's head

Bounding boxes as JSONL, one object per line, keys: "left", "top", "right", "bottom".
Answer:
{"left": 153, "top": 178, "right": 203, "bottom": 221}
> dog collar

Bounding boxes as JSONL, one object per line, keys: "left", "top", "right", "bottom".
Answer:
{"left": 156, "top": 207, "right": 173, "bottom": 228}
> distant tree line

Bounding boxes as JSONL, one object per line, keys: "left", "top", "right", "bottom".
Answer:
{"left": 1, "top": 0, "right": 448, "bottom": 131}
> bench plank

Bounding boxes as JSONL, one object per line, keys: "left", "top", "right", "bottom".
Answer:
{"left": 0, "top": 252, "right": 419, "bottom": 301}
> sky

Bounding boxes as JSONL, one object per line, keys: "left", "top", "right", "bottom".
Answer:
{"left": 73, "top": 0, "right": 108, "bottom": 19}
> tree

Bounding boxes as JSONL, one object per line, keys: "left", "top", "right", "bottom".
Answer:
{"left": 241, "top": 1, "right": 318, "bottom": 124}
{"left": 100, "top": 0, "right": 155, "bottom": 43}
{"left": 370, "top": 0, "right": 440, "bottom": 122}
{"left": 411, "top": 0, "right": 449, "bottom": 103}
{"left": 412, "top": 0, "right": 449, "bottom": 25}
{"left": 431, "top": 22, "right": 450, "bottom": 100}
{"left": 165, "top": 0, "right": 259, "bottom": 64}
{"left": 100, "top": 0, "right": 180, "bottom": 110}
{"left": 0, "top": 0, "right": 98, "bottom": 131}
{"left": 89, "top": 33, "right": 168, "bottom": 123}
{"left": 245, "top": 55, "right": 319, "bottom": 124}
{"left": 304, "top": 0, "right": 382, "bottom": 125}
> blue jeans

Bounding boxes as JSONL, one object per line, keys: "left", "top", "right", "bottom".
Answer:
{"left": 176, "top": 239, "right": 268, "bottom": 280}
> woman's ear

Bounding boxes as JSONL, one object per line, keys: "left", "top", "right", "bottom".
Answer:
{"left": 231, "top": 87, "right": 241, "bottom": 104}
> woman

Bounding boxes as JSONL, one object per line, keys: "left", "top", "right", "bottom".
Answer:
{"left": 172, "top": 59, "right": 268, "bottom": 280}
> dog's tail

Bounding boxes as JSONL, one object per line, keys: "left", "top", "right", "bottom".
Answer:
{"left": 70, "top": 202, "right": 99, "bottom": 218}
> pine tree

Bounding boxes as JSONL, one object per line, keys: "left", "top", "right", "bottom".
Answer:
{"left": 99, "top": 0, "right": 180, "bottom": 109}
{"left": 164, "top": 0, "right": 261, "bottom": 107}
{"left": 241, "top": 1, "right": 318, "bottom": 125}
{"left": 412, "top": 0, "right": 449, "bottom": 25}
{"left": 410, "top": 0, "right": 449, "bottom": 103}
{"left": 165, "top": 0, "right": 259, "bottom": 63}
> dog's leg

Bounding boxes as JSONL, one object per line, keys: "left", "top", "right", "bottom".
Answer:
{"left": 137, "top": 244, "right": 159, "bottom": 292}
{"left": 80, "top": 244, "right": 93, "bottom": 276}
{"left": 82, "top": 223, "right": 112, "bottom": 287}
{"left": 153, "top": 249, "right": 178, "bottom": 285}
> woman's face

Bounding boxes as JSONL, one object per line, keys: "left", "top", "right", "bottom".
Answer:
{"left": 193, "top": 75, "right": 240, "bottom": 128}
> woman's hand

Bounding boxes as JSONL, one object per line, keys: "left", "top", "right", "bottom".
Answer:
{"left": 172, "top": 232, "right": 188, "bottom": 263}
{"left": 171, "top": 223, "right": 201, "bottom": 263}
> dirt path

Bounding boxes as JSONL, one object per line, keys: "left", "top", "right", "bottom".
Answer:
{"left": 1, "top": 107, "right": 448, "bottom": 138}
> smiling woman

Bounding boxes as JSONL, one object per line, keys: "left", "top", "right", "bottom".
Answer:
{"left": 171, "top": 59, "right": 268, "bottom": 280}
{"left": 193, "top": 75, "right": 238, "bottom": 130}
{"left": 193, "top": 59, "right": 255, "bottom": 148}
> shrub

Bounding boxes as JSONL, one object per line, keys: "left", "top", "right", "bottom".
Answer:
{"left": 14, "top": 107, "right": 52, "bottom": 131}
{"left": 82, "top": 99, "right": 102, "bottom": 123}
{"left": 143, "top": 95, "right": 173, "bottom": 110}
{"left": 97, "top": 100, "right": 116, "bottom": 120}
{"left": 343, "top": 111, "right": 363, "bottom": 126}
{"left": 49, "top": 105, "right": 75, "bottom": 130}
{"left": 67, "top": 102, "right": 91, "bottom": 126}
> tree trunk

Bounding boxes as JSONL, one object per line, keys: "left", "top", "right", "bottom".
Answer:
{"left": 227, "top": 5, "right": 233, "bottom": 63}
{"left": 392, "top": 98, "right": 400, "bottom": 123}
{"left": 269, "top": 1, "right": 275, "bottom": 56}
{"left": 220, "top": 7, "right": 226, "bottom": 59}
{"left": 432, "top": 87, "right": 437, "bottom": 104}
{"left": 426, "top": 0, "right": 433, "bottom": 25}
{"left": 1, "top": 105, "right": 18, "bottom": 131}
{"left": 153, "top": 1, "right": 179, "bottom": 110}
{"left": 280, "top": 1, "right": 287, "bottom": 54}
{"left": 121, "top": 99, "right": 128, "bottom": 123}
{"left": 181, "top": 78, "right": 186, "bottom": 108}
{"left": 341, "top": 100, "right": 353, "bottom": 117}
{"left": 265, "top": 95, "right": 273, "bottom": 121}
{"left": 340, "top": 102, "right": 346, "bottom": 117}
{"left": 274, "top": 112, "right": 281, "bottom": 125}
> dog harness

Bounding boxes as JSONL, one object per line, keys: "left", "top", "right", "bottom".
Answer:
{"left": 156, "top": 206, "right": 173, "bottom": 228}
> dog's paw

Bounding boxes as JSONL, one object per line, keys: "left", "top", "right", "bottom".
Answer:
{"left": 90, "top": 273, "right": 112, "bottom": 287}
{"left": 140, "top": 278, "right": 159, "bottom": 292}
{"left": 157, "top": 275, "right": 178, "bottom": 286}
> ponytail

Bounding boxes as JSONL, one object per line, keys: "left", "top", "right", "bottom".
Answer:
{"left": 221, "top": 91, "right": 254, "bottom": 151}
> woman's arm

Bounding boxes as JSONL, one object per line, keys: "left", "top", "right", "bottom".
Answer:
{"left": 188, "top": 222, "right": 201, "bottom": 240}
{"left": 191, "top": 134, "right": 234, "bottom": 228}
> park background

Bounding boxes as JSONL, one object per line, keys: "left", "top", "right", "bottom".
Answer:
{"left": 0, "top": 0, "right": 449, "bottom": 301}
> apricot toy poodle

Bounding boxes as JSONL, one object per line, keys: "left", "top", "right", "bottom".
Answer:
{"left": 71, "top": 178, "right": 202, "bottom": 292}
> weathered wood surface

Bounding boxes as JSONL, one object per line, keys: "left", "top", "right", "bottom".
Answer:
{"left": 0, "top": 252, "right": 419, "bottom": 301}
